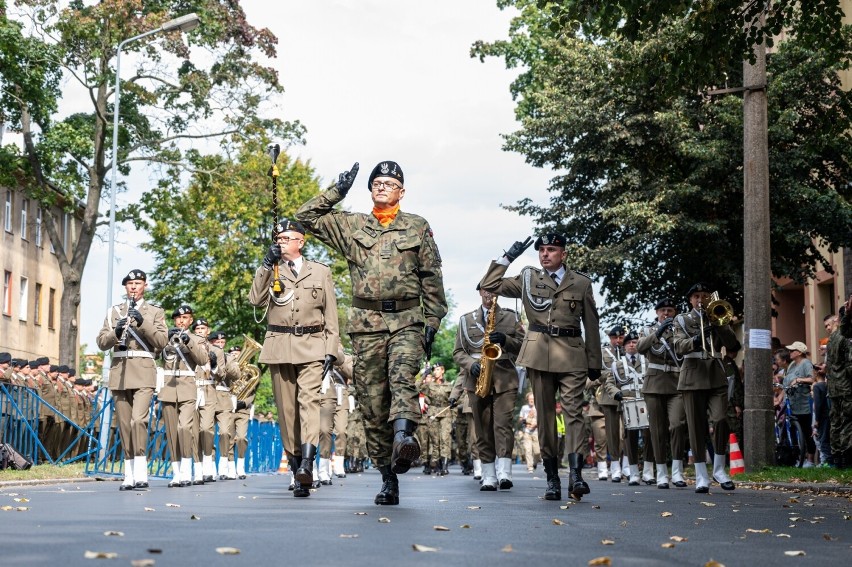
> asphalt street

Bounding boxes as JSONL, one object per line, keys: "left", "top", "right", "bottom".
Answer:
{"left": 2, "top": 466, "right": 850, "bottom": 566}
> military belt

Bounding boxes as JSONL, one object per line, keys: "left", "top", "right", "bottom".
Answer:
{"left": 352, "top": 297, "right": 421, "bottom": 313}
{"left": 529, "top": 324, "right": 582, "bottom": 338}
{"left": 164, "top": 370, "right": 195, "bottom": 377}
{"left": 195, "top": 379, "right": 214, "bottom": 386}
{"left": 112, "top": 350, "right": 154, "bottom": 359}
{"left": 683, "top": 352, "right": 721, "bottom": 360}
{"left": 647, "top": 362, "right": 680, "bottom": 373}
{"left": 267, "top": 324, "right": 324, "bottom": 335}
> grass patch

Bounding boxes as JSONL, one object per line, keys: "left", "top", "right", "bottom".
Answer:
{"left": 731, "top": 466, "right": 852, "bottom": 485}
{"left": 0, "top": 462, "right": 87, "bottom": 483}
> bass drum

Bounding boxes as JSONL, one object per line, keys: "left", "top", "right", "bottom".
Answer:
{"left": 622, "top": 398, "right": 649, "bottom": 430}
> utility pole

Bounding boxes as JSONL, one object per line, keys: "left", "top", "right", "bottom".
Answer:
{"left": 742, "top": 16, "right": 775, "bottom": 469}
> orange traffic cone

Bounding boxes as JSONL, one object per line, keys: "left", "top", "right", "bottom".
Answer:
{"left": 729, "top": 433, "right": 745, "bottom": 476}
{"left": 277, "top": 454, "right": 289, "bottom": 474}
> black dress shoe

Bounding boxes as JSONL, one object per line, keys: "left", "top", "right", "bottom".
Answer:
{"left": 218, "top": 475, "right": 228, "bottom": 481}
{"left": 718, "top": 480, "right": 735, "bottom": 491}
{"left": 320, "top": 479, "right": 332, "bottom": 486}
{"left": 119, "top": 483, "right": 134, "bottom": 491}
{"left": 499, "top": 479, "right": 513, "bottom": 490}
{"left": 311, "top": 480, "right": 321, "bottom": 489}
{"left": 293, "top": 481, "right": 310, "bottom": 497}
{"left": 628, "top": 480, "right": 640, "bottom": 486}
{"left": 168, "top": 480, "right": 180, "bottom": 488}
{"left": 643, "top": 479, "right": 655, "bottom": 485}
{"left": 657, "top": 483, "right": 670, "bottom": 489}
{"left": 611, "top": 477, "right": 621, "bottom": 483}
{"left": 695, "top": 485, "right": 709, "bottom": 494}
{"left": 238, "top": 474, "right": 247, "bottom": 480}
{"left": 672, "top": 480, "right": 687, "bottom": 488}
{"left": 203, "top": 475, "right": 215, "bottom": 483}
{"left": 134, "top": 481, "right": 149, "bottom": 490}
{"left": 193, "top": 479, "right": 205, "bottom": 485}
{"left": 179, "top": 480, "right": 192, "bottom": 487}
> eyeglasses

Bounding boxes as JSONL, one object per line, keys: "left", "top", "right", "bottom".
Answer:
{"left": 275, "top": 236, "right": 303, "bottom": 244}
{"left": 371, "top": 180, "right": 401, "bottom": 192}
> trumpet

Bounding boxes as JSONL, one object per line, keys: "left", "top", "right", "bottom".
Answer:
{"left": 169, "top": 329, "right": 189, "bottom": 347}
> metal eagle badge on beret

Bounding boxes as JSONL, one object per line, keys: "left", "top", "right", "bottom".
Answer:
{"left": 172, "top": 304, "right": 193, "bottom": 317}
{"left": 121, "top": 269, "right": 147, "bottom": 285}
{"left": 534, "top": 233, "right": 567, "bottom": 250}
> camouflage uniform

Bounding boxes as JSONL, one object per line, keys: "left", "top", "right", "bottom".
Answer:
{"left": 423, "top": 377, "right": 453, "bottom": 468}
{"left": 296, "top": 183, "right": 448, "bottom": 468}
{"left": 827, "top": 308, "right": 852, "bottom": 464}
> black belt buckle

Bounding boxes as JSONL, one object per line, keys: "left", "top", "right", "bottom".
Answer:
{"left": 293, "top": 325, "right": 304, "bottom": 336}
{"left": 381, "top": 300, "right": 395, "bottom": 312}
{"left": 549, "top": 326, "right": 561, "bottom": 337}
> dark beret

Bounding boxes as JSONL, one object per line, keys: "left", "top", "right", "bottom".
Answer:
{"left": 29, "top": 360, "right": 39, "bottom": 369}
{"left": 172, "top": 304, "right": 193, "bottom": 317}
{"left": 69, "top": 368, "right": 76, "bottom": 377}
{"left": 0, "top": 352, "right": 10, "bottom": 364}
{"left": 228, "top": 346, "right": 242, "bottom": 353}
{"left": 273, "top": 219, "right": 305, "bottom": 236}
{"left": 36, "top": 356, "right": 49, "bottom": 366}
{"left": 192, "top": 318, "right": 209, "bottom": 330}
{"left": 49, "top": 365, "right": 59, "bottom": 372}
{"left": 121, "top": 269, "right": 147, "bottom": 286}
{"left": 84, "top": 379, "right": 93, "bottom": 386}
{"left": 57, "top": 365, "right": 70, "bottom": 374}
{"left": 209, "top": 331, "right": 226, "bottom": 341}
{"left": 623, "top": 331, "right": 640, "bottom": 344}
{"left": 655, "top": 297, "right": 677, "bottom": 310}
{"left": 686, "top": 282, "right": 712, "bottom": 298}
{"left": 608, "top": 325, "right": 625, "bottom": 337}
{"left": 74, "top": 378, "right": 87, "bottom": 386}
{"left": 11, "top": 358, "right": 22, "bottom": 368}
{"left": 367, "top": 161, "right": 404, "bottom": 189}
{"left": 534, "top": 233, "right": 567, "bottom": 250}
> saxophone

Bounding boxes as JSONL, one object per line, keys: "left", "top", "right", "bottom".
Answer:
{"left": 475, "top": 299, "right": 502, "bottom": 398}
{"left": 230, "top": 334, "right": 262, "bottom": 401}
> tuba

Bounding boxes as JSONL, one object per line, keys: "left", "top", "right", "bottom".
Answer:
{"left": 230, "top": 334, "right": 263, "bottom": 401}
{"left": 475, "top": 299, "right": 502, "bottom": 398}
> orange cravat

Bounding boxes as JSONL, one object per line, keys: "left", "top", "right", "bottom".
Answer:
{"left": 372, "top": 204, "right": 400, "bottom": 227}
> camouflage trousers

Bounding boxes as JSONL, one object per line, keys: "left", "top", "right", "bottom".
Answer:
{"left": 345, "top": 407, "right": 369, "bottom": 460}
{"left": 351, "top": 326, "right": 424, "bottom": 467}
{"left": 829, "top": 396, "right": 852, "bottom": 454}
{"left": 428, "top": 416, "right": 452, "bottom": 460}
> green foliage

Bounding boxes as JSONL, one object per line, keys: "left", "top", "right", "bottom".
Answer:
{"left": 474, "top": 3, "right": 852, "bottom": 318}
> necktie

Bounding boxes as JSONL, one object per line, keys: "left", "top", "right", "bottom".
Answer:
{"left": 630, "top": 355, "right": 636, "bottom": 366}
{"left": 288, "top": 260, "right": 298, "bottom": 278}
{"left": 550, "top": 272, "right": 559, "bottom": 285}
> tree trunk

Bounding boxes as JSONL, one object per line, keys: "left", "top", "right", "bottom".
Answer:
{"left": 58, "top": 267, "right": 81, "bottom": 368}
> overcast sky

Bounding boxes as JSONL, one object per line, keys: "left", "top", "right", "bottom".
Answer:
{"left": 78, "top": 0, "right": 611, "bottom": 352}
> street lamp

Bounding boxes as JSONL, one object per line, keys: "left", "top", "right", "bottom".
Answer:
{"left": 103, "top": 12, "right": 200, "bottom": 376}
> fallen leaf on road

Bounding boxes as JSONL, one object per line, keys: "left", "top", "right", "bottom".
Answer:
{"left": 412, "top": 544, "right": 438, "bottom": 552}
{"left": 789, "top": 517, "right": 800, "bottom": 522}
{"left": 0, "top": 506, "right": 12, "bottom": 511}
{"left": 433, "top": 526, "right": 450, "bottom": 531}
{"left": 704, "top": 561, "right": 726, "bottom": 567}
{"left": 84, "top": 551, "right": 118, "bottom": 559}
{"left": 661, "top": 512, "right": 673, "bottom": 517}
{"left": 130, "top": 560, "right": 155, "bottom": 567}
{"left": 378, "top": 517, "right": 391, "bottom": 523}
{"left": 788, "top": 498, "right": 799, "bottom": 503}
{"left": 619, "top": 521, "right": 628, "bottom": 527}
{"left": 354, "top": 512, "right": 367, "bottom": 515}
{"left": 746, "top": 528, "right": 771, "bottom": 534}
{"left": 438, "top": 499, "right": 448, "bottom": 502}
{"left": 460, "top": 524, "right": 471, "bottom": 529}
{"left": 776, "top": 534, "right": 791, "bottom": 538}
{"left": 661, "top": 543, "right": 675, "bottom": 548}
{"left": 697, "top": 517, "right": 707, "bottom": 521}
{"left": 588, "top": 557, "right": 611, "bottom": 566}
{"left": 670, "top": 536, "right": 687, "bottom": 542}
{"left": 144, "top": 507, "right": 155, "bottom": 512}
{"left": 146, "top": 549, "right": 162, "bottom": 554}
{"left": 467, "top": 506, "right": 481, "bottom": 510}
{"left": 783, "top": 551, "right": 805, "bottom": 557}
{"left": 103, "top": 531, "right": 124, "bottom": 537}
{"left": 215, "top": 547, "right": 240, "bottom": 555}
{"left": 552, "top": 519, "right": 565, "bottom": 526}
{"left": 701, "top": 502, "right": 716, "bottom": 507}
{"left": 601, "top": 539, "right": 615, "bottom": 546}
{"left": 501, "top": 544, "right": 513, "bottom": 553}
{"left": 339, "top": 534, "right": 359, "bottom": 539}
{"left": 822, "top": 534, "right": 837, "bottom": 541}
{"left": 166, "top": 503, "right": 180, "bottom": 508}
{"left": 14, "top": 498, "right": 29, "bottom": 502}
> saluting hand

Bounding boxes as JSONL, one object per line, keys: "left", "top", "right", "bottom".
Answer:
{"left": 503, "top": 237, "right": 534, "bottom": 262}
{"left": 337, "top": 162, "right": 359, "bottom": 196}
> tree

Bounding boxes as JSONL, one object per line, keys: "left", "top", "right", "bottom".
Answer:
{"left": 0, "top": 0, "right": 300, "bottom": 365}
{"left": 473, "top": 3, "right": 852, "bottom": 317}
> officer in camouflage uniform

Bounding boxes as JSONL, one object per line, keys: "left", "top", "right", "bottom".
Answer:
{"left": 827, "top": 295, "right": 852, "bottom": 468}
{"left": 345, "top": 399, "right": 368, "bottom": 473}
{"left": 296, "top": 161, "right": 448, "bottom": 506}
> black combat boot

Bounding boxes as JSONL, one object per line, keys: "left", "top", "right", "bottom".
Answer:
{"left": 440, "top": 458, "right": 449, "bottom": 476}
{"left": 543, "top": 457, "right": 562, "bottom": 501}
{"left": 462, "top": 458, "right": 473, "bottom": 475}
{"left": 292, "top": 480, "right": 310, "bottom": 497}
{"left": 390, "top": 419, "right": 421, "bottom": 474}
{"left": 374, "top": 465, "right": 400, "bottom": 505}
{"left": 567, "top": 452, "right": 591, "bottom": 500}
{"left": 423, "top": 462, "right": 432, "bottom": 475}
{"left": 295, "top": 443, "right": 316, "bottom": 485}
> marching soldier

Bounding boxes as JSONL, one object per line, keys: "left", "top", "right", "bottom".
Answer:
{"left": 591, "top": 326, "right": 625, "bottom": 482}
{"left": 672, "top": 283, "right": 740, "bottom": 493}
{"left": 225, "top": 345, "right": 258, "bottom": 480}
{"left": 96, "top": 269, "right": 168, "bottom": 490}
{"left": 637, "top": 298, "right": 688, "bottom": 488}
{"left": 418, "top": 371, "right": 435, "bottom": 474}
{"left": 296, "top": 161, "right": 448, "bottom": 506}
{"left": 480, "top": 233, "right": 602, "bottom": 501}
{"left": 344, "top": 395, "right": 369, "bottom": 474}
{"left": 453, "top": 285, "right": 525, "bottom": 490}
{"left": 423, "top": 363, "right": 453, "bottom": 476}
{"left": 209, "top": 330, "right": 240, "bottom": 480}
{"left": 191, "top": 318, "right": 221, "bottom": 482}
{"left": 159, "top": 305, "right": 208, "bottom": 487}
{"left": 318, "top": 348, "right": 353, "bottom": 484}
{"left": 249, "top": 219, "right": 340, "bottom": 498}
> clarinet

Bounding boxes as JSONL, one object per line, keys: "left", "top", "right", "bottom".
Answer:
{"left": 118, "top": 296, "right": 136, "bottom": 348}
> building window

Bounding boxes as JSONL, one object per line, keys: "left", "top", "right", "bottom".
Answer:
{"left": 4, "top": 190, "right": 11, "bottom": 233}
{"left": 19, "top": 276, "right": 28, "bottom": 321}
{"left": 34, "top": 282, "right": 42, "bottom": 325}
{"left": 48, "top": 287, "right": 56, "bottom": 329}
{"left": 2, "top": 271, "right": 11, "bottom": 316}
{"left": 35, "top": 208, "right": 43, "bottom": 247}
{"left": 20, "top": 198, "right": 29, "bottom": 240}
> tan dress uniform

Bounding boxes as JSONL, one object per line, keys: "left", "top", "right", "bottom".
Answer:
{"left": 193, "top": 334, "right": 219, "bottom": 481}
{"left": 672, "top": 294, "right": 740, "bottom": 492}
{"left": 228, "top": 348, "right": 258, "bottom": 479}
{"left": 604, "top": 351, "right": 649, "bottom": 484}
{"left": 211, "top": 345, "right": 240, "bottom": 479}
{"left": 637, "top": 319, "right": 688, "bottom": 488}
{"left": 248, "top": 253, "right": 340, "bottom": 487}
{"left": 319, "top": 350, "right": 353, "bottom": 482}
{"left": 591, "top": 340, "right": 623, "bottom": 480}
{"left": 480, "top": 254, "right": 602, "bottom": 500}
{"left": 158, "top": 329, "right": 207, "bottom": 485}
{"left": 96, "top": 296, "right": 168, "bottom": 488}
{"left": 453, "top": 303, "right": 525, "bottom": 489}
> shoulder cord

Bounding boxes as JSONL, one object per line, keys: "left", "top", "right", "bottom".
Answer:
{"left": 522, "top": 267, "right": 552, "bottom": 312}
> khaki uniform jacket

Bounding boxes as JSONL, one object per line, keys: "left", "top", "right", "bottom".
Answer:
{"left": 296, "top": 184, "right": 448, "bottom": 333}
{"left": 248, "top": 259, "right": 340, "bottom": 365}
{"left": 479, "top": 261, "right": 602, "bottom": 373}
{"left": 449, "top": 376, "right": 472, "bottom": 414}
{"left": 591, "top": 345, "right": 622, "bottom": 408}
{"left": 158, "top": 333, "right": 208, "bottom": 403}
{"left": 637, "top": 323, "right": 681, "bottom": 396}
{"left": 605, "top": 353, "right": 645, "bottom": 400}
{"left": 38, "top": 371, "right": 55, "bottom": 418}
{"left": 211, "top": 345, "right": 240, "bottom": 389}
{"left": 672, "top": 309, "right": 739, "bottom": 390}
{"left": 96, "top": 299, "right": 168, "bottom": 390}
{"left": 453, "top": 304, "right": 525, "bottom": 394}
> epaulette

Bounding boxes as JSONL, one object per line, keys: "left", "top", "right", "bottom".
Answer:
{"left": 573, "top": 270, "right": 592, "bottom": 280}
{"left": 309, "top": 259, "right": 330, "bottom": 268}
